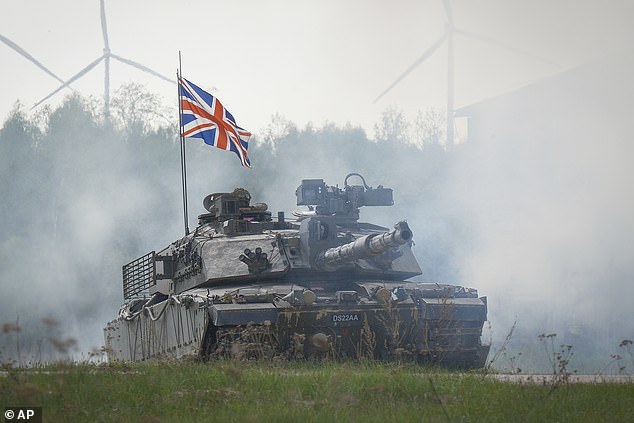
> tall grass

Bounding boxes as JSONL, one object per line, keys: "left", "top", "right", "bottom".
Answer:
{"left": 2, "top": 360, "right": 633, "bottom": 422}
{"left": 2, "top": 318, "right": 633, "bottom": 421}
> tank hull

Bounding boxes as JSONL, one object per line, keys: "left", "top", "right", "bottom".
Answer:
{"left": 104, "top": 282, "right": 489, "bottom": 368}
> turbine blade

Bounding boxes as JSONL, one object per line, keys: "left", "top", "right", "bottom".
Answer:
{"left": 32, "top": 56, "right": 104, "bottom": 108}
{"left": 374, "top": 30, "right": 448, "bottom": 103}
{"left": 0, "top": 34, "right": 66, "bottom": 84}
{"left": 111, "top": 54, "right": 176, "bottom": 84}
{"left": 455, "top": 28, "right": 558, "bottom": 66}
{"left": 443, "top": 0, "right": 454, "bottom": 25}
{"left": 100, "top": 0, "right": 110, "bottom": 51}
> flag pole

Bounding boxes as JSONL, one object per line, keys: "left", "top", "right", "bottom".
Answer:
{"left": 178, "top": 51, "right": 190, "bottom": 236}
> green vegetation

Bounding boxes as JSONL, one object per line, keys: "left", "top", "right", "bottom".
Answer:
{"left": 1, "top": 360, "right": 632, "bottom": 422}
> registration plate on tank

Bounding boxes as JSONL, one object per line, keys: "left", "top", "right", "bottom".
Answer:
{"left": 330, "top": 313, "right": 361, "bottom": 324}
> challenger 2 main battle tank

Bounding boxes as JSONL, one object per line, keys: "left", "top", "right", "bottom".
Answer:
{"left": 104, "top": 173, "right": 490, "bottom": 368}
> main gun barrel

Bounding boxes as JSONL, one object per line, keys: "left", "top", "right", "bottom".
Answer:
{"left": 316, "top": 221, "right": 412, "bottom": 270}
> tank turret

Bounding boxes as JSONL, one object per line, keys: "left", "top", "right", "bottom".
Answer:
{"left": 105, "top": 173, "right": 490, "bottom": 368}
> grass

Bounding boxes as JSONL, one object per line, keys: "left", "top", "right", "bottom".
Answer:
{"left": 2, "top": 360, "right": 633, "bottom": 422}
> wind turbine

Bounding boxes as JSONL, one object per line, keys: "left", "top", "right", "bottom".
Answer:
{"left": 375, "top": 0, "right": 555, "bottom": 147}
{"left": 33, "top": 0, "right": 175, "bottom": 120}
{"left": 0, "top": 34, "right": 71, "bottom": 93}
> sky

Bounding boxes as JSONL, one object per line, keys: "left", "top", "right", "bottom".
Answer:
{"left": 2, "top": 0, "right": 633, "bottom": 136}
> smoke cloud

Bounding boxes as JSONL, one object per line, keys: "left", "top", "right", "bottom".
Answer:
{"left": 448, "top": 52, "right": 634, "bottom": 371}
{"left": 1, "top": 53, "right": 633, "bottom": 372}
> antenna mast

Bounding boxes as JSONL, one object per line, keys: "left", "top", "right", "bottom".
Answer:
{"left": 177, "top": 52, "right": 190, "bottom": 235}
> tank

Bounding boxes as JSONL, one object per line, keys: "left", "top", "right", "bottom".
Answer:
{"left": 104, "top": 173, "right": 490, "bottom": 368}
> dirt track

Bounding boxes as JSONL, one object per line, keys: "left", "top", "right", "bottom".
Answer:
{"left": 487, "top": 374, "right": 634, "bottom": 384}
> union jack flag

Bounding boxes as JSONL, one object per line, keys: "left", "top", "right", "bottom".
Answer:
{"left": 179, "top": 76, "right": 252, "bottom": 168}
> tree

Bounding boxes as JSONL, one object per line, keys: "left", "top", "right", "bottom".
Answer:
{"left": 260, "top": 112, "right": 298, "bottom": 150}
{"left": 413, "top": 108, "right": 446, "bottom": 149}
{"left": 0, "top": 103, "right": 44, "bottom": 234}
{"left": 373, "top": 106, "right": 410, "bottom": 144}
{"left": 110, "top": 82, "right": 172, "bottom": 136}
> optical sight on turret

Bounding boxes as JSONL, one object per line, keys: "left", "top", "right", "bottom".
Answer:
{"left": 296, "top": 173, "right": 393, "bottom": 222}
